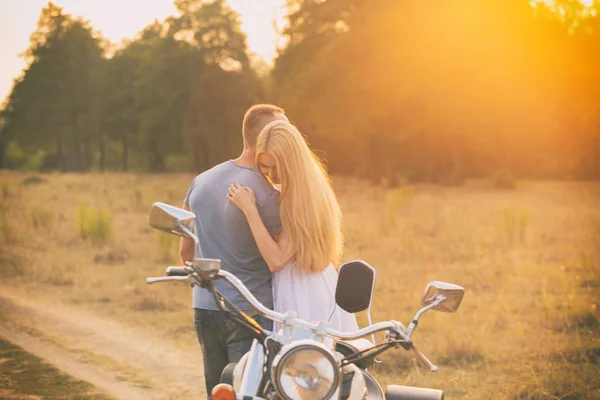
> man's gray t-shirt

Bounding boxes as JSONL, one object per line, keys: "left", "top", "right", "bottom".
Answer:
{"left": 184, "top": 160, "right": 282, "bottom": 311}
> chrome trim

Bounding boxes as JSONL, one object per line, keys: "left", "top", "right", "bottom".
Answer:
{"left": 176, "top": 219, "right": 200, "bottom": 248}
{"left": 406, "top": 295, "right": 445, "bottom": 338}
{"left": 271, "top": 340, "right": 340, "bottom": 400}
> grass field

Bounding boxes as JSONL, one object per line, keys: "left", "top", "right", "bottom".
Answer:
{"left": 0, "top": 171, "right": 599, "bottom": 399}
{"left": 0, "top": 337, "right": 112, "bottom": 400}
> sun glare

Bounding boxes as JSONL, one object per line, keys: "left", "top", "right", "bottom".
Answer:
{"left": 533, "top": 0, "right": 595, "bottom": 6}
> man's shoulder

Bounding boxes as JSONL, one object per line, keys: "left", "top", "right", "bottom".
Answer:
{"left": 191, "top": 161, "right": 232, "bottom": 181}
{"left": 188, "top": 160, "right": 277, "bottom": 198}
{"left": 246, "top": 176, "right": 279, "bottom": 203}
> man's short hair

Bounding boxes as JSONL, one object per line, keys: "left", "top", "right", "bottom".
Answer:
{"left": 242, "top": 104, "right": 285, "bottom": 148}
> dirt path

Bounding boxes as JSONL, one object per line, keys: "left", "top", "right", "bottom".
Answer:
{"left": 0, "top": 288, "right": 205, "bottom": 400}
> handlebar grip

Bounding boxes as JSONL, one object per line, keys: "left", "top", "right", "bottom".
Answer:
{"left": 166, "top": 266, "right": 189, "bottom": 276}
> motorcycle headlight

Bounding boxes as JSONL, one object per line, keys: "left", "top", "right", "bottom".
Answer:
{"left": 271, "top": 341, "right": 340, "bottom": 400}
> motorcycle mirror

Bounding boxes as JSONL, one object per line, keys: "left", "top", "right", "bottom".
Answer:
{"left": 421, "top": 281, "right": 464, "bottom": 313}
{"left": 335, "top": 260, "right": 375, "bottom": 313}
{"left": 149, "top": 202, "right": 196, "bottom": 238}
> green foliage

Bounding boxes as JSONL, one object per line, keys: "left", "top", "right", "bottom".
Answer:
{"left": 1, "top": 0, "right": 262, "bottom": 174}
{"left": 76, "top": 203, "right": 113, "bottom": 246}
{"left": 2, "top": 3, "right": 105, "bottom": 172}
{"left": 20, "top": 175, "right": 48, "bottom": 186}
{"left": 3, "top": 142, "right": 45, "bottom": 170}
{"left": 274, "top": 0, "right": 600, "bottom": 181}
{"left": 1, "top": 0, "right": 599, "bottom": 181}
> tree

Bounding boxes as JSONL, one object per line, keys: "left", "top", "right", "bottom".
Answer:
{"left": 2, "top": 2, "right": 105, "bottom": 171}
{"left": 170, "top": 0, "right": 264, "bottom": 172}
{"left": 273, "top": 0, "right": 600, "bottom": 182}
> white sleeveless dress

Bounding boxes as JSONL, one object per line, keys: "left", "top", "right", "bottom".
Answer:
{"left": 272, "top": 262, "right": 360, "bottom": 333}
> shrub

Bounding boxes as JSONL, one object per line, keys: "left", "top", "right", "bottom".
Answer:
{"left": 76, "top": 203, "right": 113, "bottom": 246}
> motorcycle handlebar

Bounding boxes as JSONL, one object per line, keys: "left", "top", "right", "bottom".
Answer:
{"left": 146, "top": 275, "right": 194, "bottom": 284}
{"left": 218, "top": 269, "right": 409, "bottom": 341}
{"left": 146, "top": 267, "right": 437, "bottom": 371}
{"left": 146, "top": 270, "right": 406, "bottom": 340}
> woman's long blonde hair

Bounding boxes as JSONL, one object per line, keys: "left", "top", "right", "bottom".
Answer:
{"left": 256, "top": 121, "right": 343, "bottom": 272}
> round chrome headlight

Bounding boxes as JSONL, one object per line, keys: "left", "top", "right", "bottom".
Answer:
{"left": 271, "top": 340, "right": 340, "bottom": 400}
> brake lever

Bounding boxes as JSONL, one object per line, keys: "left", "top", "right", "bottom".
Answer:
{"left": 385, "top": 325, "right": 437, "bottom": 372}
{"left": 411, "top": 344, "right": 438, "bottom": 372}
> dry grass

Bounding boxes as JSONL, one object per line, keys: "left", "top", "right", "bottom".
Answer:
{"left": 1, "top": 170, "right": 598, "bottom": 399}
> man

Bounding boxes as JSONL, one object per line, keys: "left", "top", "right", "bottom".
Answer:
{"left": 179, "top": 104, "right": 288, "bottom": 397}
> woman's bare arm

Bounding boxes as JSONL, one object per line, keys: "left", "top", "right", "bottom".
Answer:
{"left": 243, "top": 205, "right": 290, "bottom": 272}
{"left": 228, "top": 183, "right": 290, "bottom": 272}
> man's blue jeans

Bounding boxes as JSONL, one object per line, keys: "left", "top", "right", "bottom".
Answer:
{"left": 193, "top": 308, "right": 273, "bottom": 398}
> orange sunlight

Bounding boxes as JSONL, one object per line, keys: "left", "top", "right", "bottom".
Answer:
{"left": 533, "top": 0, "right": 595, "bottom": 6}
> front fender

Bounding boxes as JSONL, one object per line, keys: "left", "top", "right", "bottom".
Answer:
{"left": 361, "top": 370, "right": 386, "bottom": 400}
{"left": 231, "top": 353, "right": 248, "bottom": 392}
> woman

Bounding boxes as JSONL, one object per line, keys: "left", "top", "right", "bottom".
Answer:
{"left": 227, "top": 120, "right": 358, "bottom": 332}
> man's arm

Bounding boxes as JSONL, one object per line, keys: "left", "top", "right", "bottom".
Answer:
{"left": 179, "top": 202, "right": 195, "bottom": 263}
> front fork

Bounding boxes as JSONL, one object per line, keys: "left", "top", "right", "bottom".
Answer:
{"left": 239, "top": 339, "right": 266, "bottom": 396}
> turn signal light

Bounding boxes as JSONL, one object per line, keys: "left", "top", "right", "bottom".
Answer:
{"left": 211, "top": 383, "right": 236, "bottom": 400}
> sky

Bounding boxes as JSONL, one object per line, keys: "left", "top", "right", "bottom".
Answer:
{"left": 0, "top": 0, "right": 287, "bottom": 105}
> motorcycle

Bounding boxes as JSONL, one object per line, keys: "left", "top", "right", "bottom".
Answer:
{"left": 146, "top": 202, "right": 465, "bottom": 400}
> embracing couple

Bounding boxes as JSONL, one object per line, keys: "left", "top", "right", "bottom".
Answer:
{"left": 179, "top": 104, "right": 358, "bottom": 396}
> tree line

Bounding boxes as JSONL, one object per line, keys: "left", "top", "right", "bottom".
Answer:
{"left": 1, "top": 0, "right": 599, "bottom": 182}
